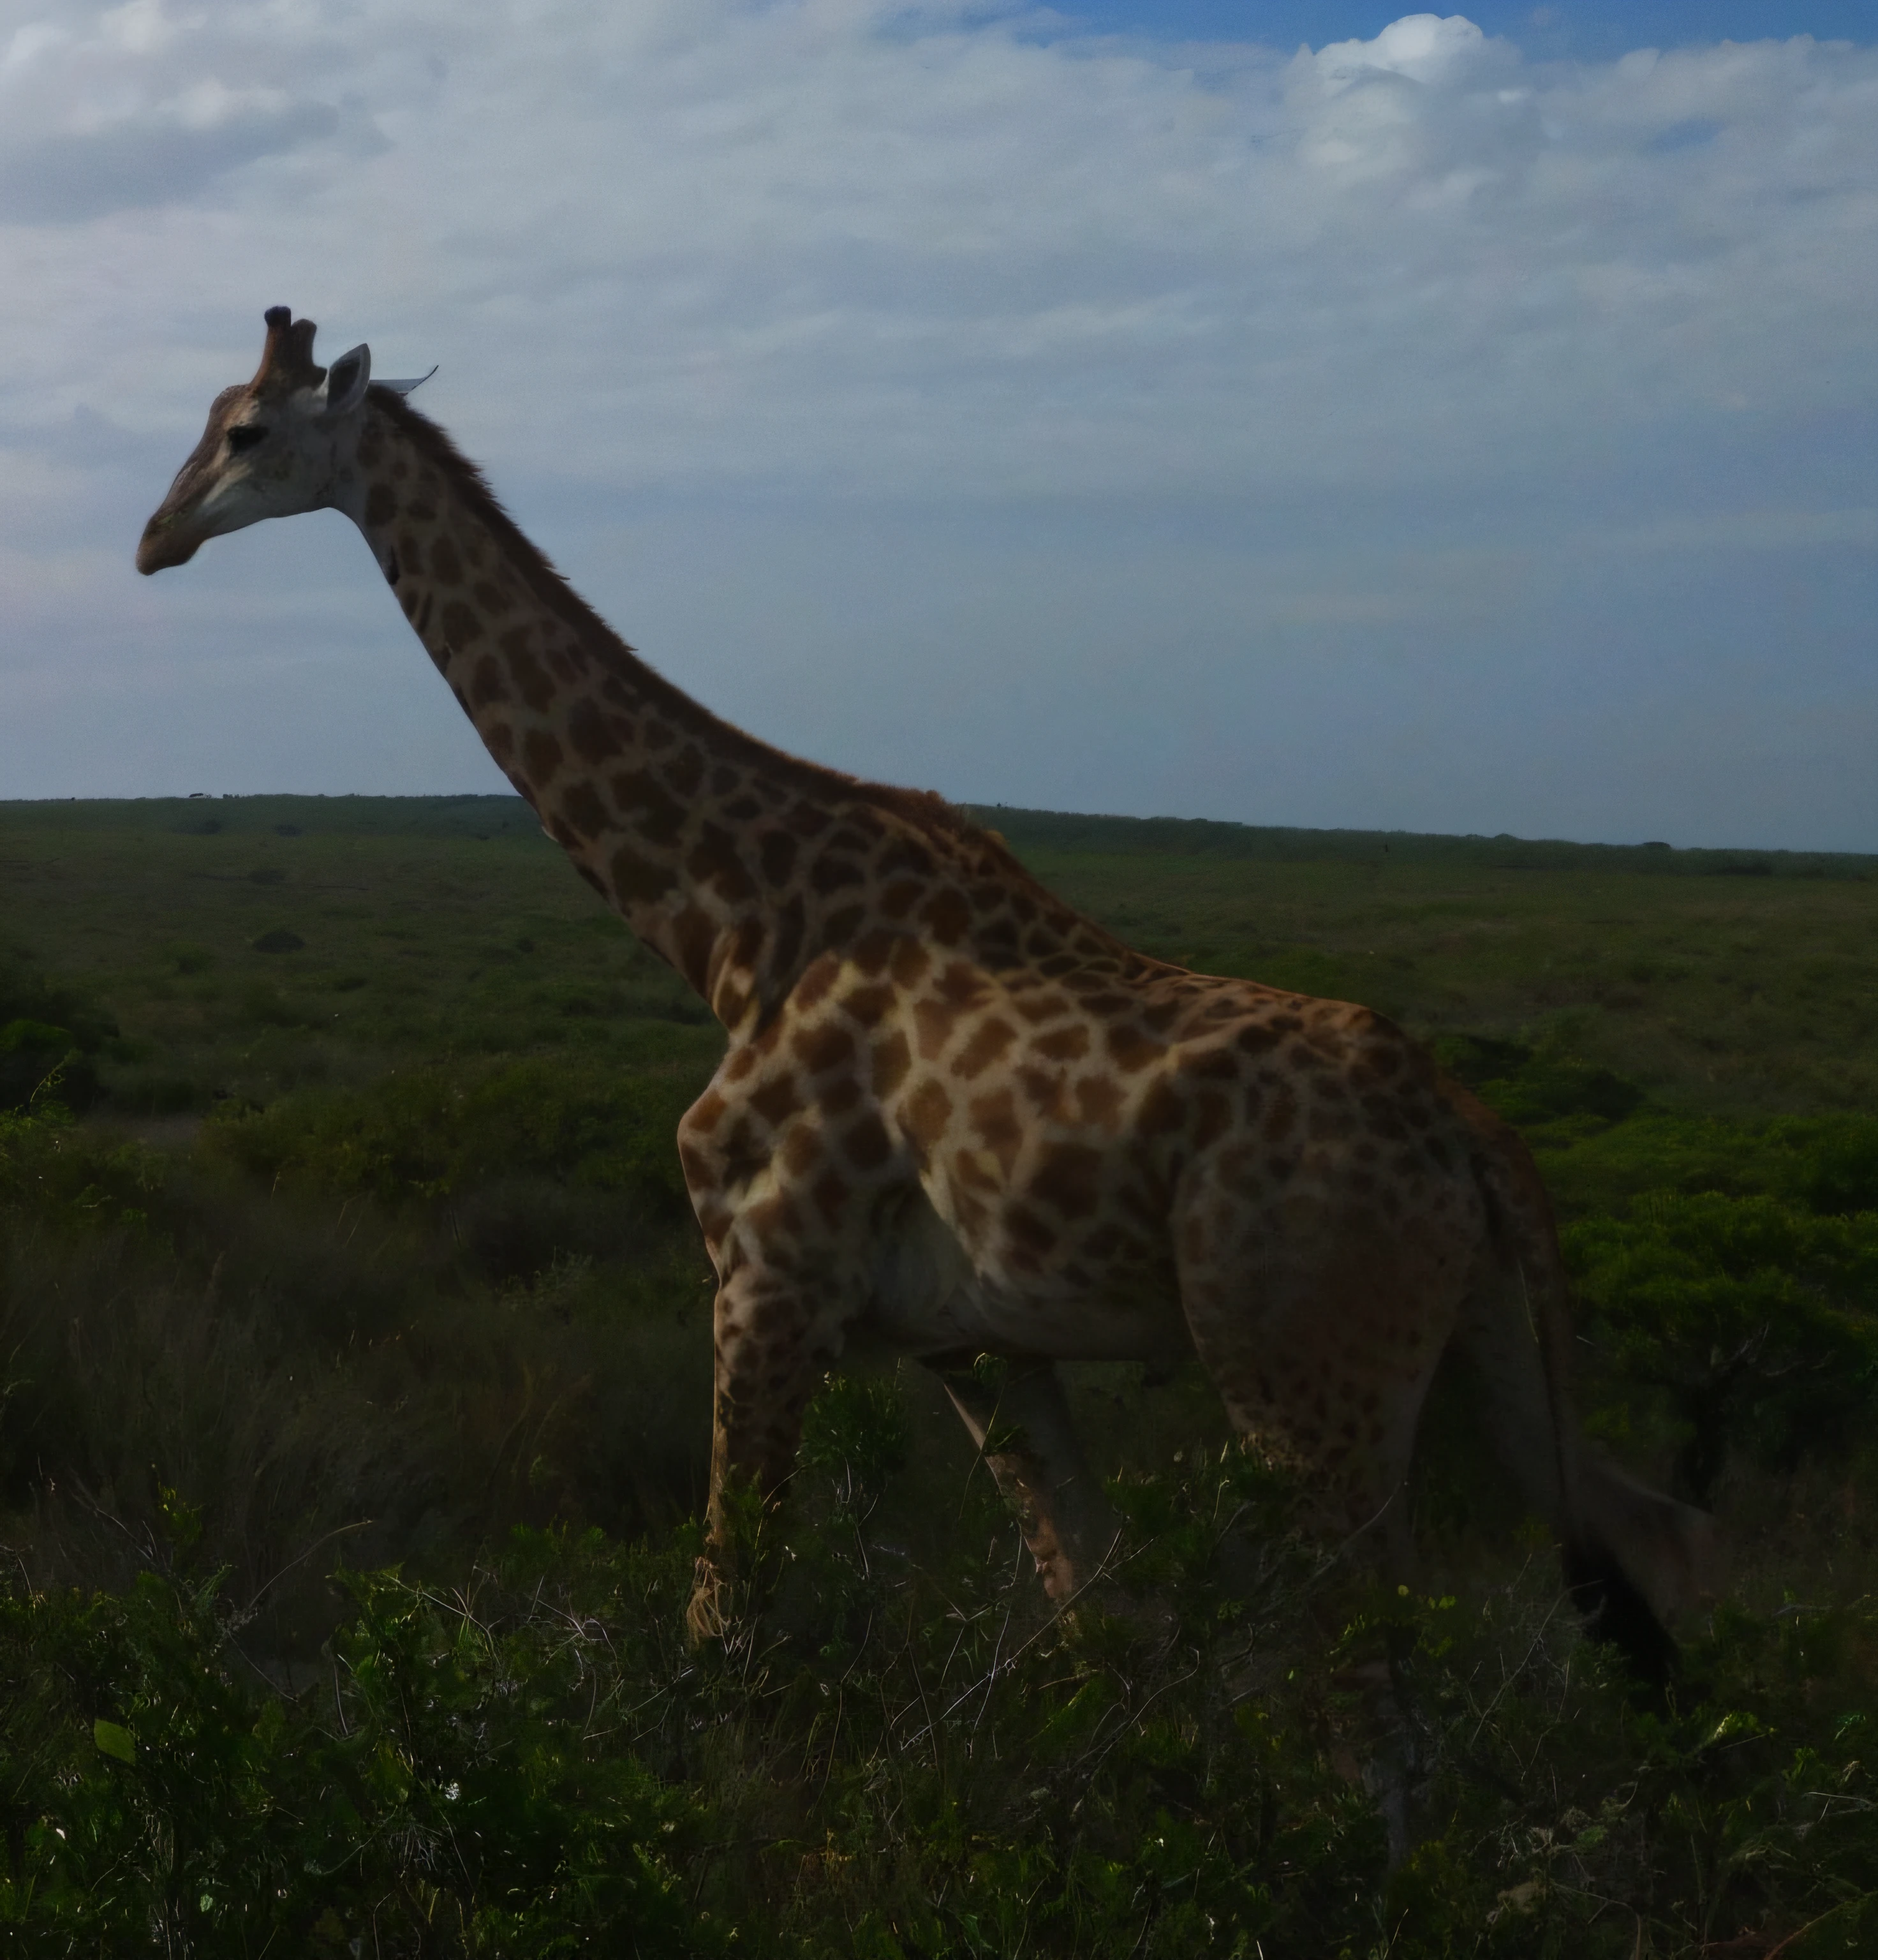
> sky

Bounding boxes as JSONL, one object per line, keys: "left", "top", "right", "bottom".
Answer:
{"left": 0, "top": 3, "right": 1873, "bottom": 851}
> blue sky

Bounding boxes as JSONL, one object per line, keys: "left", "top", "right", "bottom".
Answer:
{"left": 1, "top": 4, "right": 1874, "bottom": 850}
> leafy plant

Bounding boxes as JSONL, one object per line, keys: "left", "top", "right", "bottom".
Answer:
{"left": 203, "top": 1056, "right": 700, "bottom": 1215}
{"left": 0, "top": 1561, "right": 713, "bottom": 1957}
{"left": 1565, "top": 1193, "right": 1878, "bottom": 1503}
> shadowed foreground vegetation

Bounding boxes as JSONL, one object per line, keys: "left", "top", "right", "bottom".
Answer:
{"left": 1, "top": 796, "right": 1875, "bottom": 1956}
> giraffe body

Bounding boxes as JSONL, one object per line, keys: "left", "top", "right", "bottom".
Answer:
{"left": 139, "top": 311, "right": 1717, "bottom": 1665}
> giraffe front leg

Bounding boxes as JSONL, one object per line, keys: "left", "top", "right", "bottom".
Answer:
{"left": 687, "top": 1266, "right": 831, "bottom": 1644}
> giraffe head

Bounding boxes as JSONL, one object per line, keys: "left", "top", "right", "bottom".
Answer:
{"left": 137, "top": 307, "right": 374, "bottom": 574}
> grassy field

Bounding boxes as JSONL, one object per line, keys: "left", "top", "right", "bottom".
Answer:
{"left": 4, "top": 796, "right": 1871, "bottom": 1120}
{"left": 1, "top": 796, "right": 1875, "bottom": 1957}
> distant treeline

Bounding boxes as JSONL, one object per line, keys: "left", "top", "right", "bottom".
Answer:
{"left": 970, "top": 805, "right": 1878, "bottom": 882}
{"left": 1, "top": 794, "right": 1870, "bottom": 880}
{"left": 0, "top": 794, "right": 542, "bottom": 842}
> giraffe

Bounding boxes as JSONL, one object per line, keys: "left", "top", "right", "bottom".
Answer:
{"left": 138, "top": 309, "right": 1717, "bottom": 1675}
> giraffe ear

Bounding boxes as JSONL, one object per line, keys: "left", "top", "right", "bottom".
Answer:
{"left": 376, "top": 366, "right": 438, "bottom": 396}
{"left": 323, "top": 343, "right": 371, "bottom": 416}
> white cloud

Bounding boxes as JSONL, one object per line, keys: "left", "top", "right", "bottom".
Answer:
{"left": 1315, "top": 13, "right": 1496, "bottom": 87}
{"left": 0, "top": 6, "right": 1874, "bottom": 845}
{"left": 4, "top": 4, "right": 1873, "bottom": 475}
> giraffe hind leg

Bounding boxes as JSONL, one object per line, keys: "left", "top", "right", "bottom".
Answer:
{"left": 1174, "top": 1201, "right": 1464, "bottom": 1866}
{"left": 1174, "top": 1221, "right": 1454, "bottom": 1566}
{"left": 928, "top": 1355, "right": 1121, "bottom": 1605}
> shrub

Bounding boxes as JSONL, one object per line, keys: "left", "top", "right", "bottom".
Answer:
{"left": 0, "top": 1561, "right": 714, "bottom": 1956}
{"left": 1565, "top": 1192, "right": 1878, "bottom": 1502}
{"left": 1431, "top": 1032, "right": 1644, "bottom": 1128}
{"left": 203, "top": 1057, "right": 699, "bottom": 1215}
{"left": 0, "top": 961, "right": 115, "bottom": 1114}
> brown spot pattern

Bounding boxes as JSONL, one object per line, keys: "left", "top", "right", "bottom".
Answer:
{"left": 760, "top": 831, "right": 798, "bottom": 885}
{"left": 751, "top": 1076, "right": 802, "bottom": 1127}
{"left": 844, "top": 1111, "right": 893, "bottom": 1170}
{"left": 951, "top": 1016, "right": 1016, "bottom": 1080}
{"left": 566, "top": 699, "right": 623, "bottom": 764}
{"left": 470, "top": 655, "right": 510, "bottom": 707}
{"left": 522, "top": 729, "right": 563, "bottom": 783}
{"left": 794, "top": 1022, "right": 855, "bottom": 1077}
{"left": 906, "top": 1079, "right": 953, "bottom": 1147}
{"left": 507, "top": 645, "right": 556, "bottom": 711}
{"left": 1031, "top": 1143, "right": 1103, "bottom": 1219}
{"left": 913, "top": 999, "right": 957, "bottom": 1062}
{"left": 924, "top": 888, "right": 972, "bottom": 944}
{"left": 561, "top": 781, "right": 609, "bottom": 840}
{"left": 443, "top": 600, "right": 486, "bottom": 646}
{"left": 871, "top": 1030, "right": 912, "bottom": 1098}
{"left": 611, "top": 845, "right": 676, "bottom": 905}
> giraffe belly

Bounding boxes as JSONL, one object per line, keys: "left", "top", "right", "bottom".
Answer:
{"left": 855, "top": 1187, "right": 1190, "bottom": 1365}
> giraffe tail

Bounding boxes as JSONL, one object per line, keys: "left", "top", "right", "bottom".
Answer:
{"left": 1559, "top": 1455, "right": 1718, "bottom": 1688}
{"left": 1454, "top": 1095, "right": 1722, "bottom": 1684}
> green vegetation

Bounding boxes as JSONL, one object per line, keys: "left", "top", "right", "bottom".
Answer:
{"left": 2, "top": 795, "right": 1875, "bottom": 1956}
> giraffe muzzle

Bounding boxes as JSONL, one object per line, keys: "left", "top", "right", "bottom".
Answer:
{"left": 136, "top": 512, "right": 202, "bottom": 574}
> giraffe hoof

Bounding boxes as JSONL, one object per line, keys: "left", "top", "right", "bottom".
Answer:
{"left": 686, "top": 1555, "right": 732, "bottom": 1645}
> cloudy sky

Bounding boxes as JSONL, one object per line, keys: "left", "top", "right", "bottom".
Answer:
{"left": 1, "top": 3, "right": 1872, "bottom": 850}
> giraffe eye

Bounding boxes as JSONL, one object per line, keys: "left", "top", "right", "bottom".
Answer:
{"left": 226, "top": 424, "right": 268, "bottom": 454}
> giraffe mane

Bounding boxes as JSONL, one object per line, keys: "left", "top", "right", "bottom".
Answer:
{"left": 367, "top": 383, "right": 989, "bottom": 858}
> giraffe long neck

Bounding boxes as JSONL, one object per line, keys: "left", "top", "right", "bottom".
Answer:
{"left": 339, "top": 388, "right": 930, "bottom": 1029}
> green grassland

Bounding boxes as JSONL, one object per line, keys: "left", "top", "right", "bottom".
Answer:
{"left": 2, "top": 796, "right": 1875, "bottom": 1957}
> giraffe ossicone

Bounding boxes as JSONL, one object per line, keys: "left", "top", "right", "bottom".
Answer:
{"left": 139, "top": 309, "right": 1718, "bottom": 1674}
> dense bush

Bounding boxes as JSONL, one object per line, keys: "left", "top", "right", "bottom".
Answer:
{"left": 1566, "top": 1192, "right": 1878, "bottom": 1503}
{"left": 0, "top": 1105, "right": 713, "bottom": 1634}
{"left": 201, "top": 1056, "right": 700, "bottom": 1215}
{"left": 6, "top": 1061, "right": 1878, "bottom": 1954}
{"left": 0, "top": 1558, "right": 713, "bottom": 1956}
{"left": 4, "top": 1429, "right": 1875, "bottom": 1957}
{"left": 1433, "top": 1030, "right": 1646, "bottom": 1128}
{"left": 0, "top": 961, "right": 115, "bottom": 1115}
